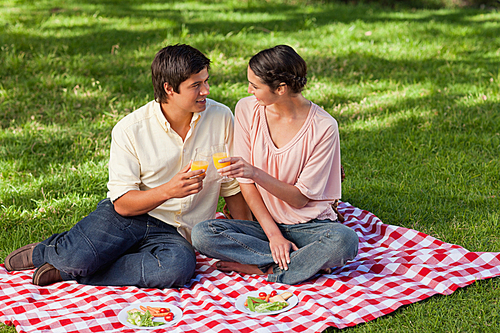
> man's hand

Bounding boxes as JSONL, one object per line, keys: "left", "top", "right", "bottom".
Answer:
{"left": 163, "top": 162, "right": 206, "bottom": 199}
{"left": 113, "top": 162, "right": 205, "bottom": 217}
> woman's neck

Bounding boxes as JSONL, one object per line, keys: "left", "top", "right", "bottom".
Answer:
{"left": 266, "top": 93, "right": 310, "bottom": 119}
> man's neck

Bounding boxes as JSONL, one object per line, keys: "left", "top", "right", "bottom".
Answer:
{"left": 160, "top": 103, "right": 193, "bottom": 141}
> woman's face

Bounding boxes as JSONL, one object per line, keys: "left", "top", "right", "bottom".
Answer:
{"left": 247, "top": 67, "right": 279, "bottom": 106}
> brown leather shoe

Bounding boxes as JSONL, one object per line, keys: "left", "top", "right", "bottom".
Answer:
{"left": 4, "top": 242, "right": 40, "bottom": 271}
{"left": 32, "top": 263, "right": 63, "bottom": 286}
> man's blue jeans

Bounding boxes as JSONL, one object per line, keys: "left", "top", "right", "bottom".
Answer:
{"left": 191, "top": 218, "right": 359, "bottom": 285}
{"left": 31, "top": 199, "right": 196, "bottom": 289}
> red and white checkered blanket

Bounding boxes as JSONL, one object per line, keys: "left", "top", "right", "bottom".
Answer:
{"left": 1, "top": 202, "right": 499, "bottom": 332}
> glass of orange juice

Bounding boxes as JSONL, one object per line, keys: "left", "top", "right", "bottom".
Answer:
{"left": 211, "top": 143, "right": 232, "bottom": 183}
{"left": 191, "top": 148, "right": 210, "bottom": 177}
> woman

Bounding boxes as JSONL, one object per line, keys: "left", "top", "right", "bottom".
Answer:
{"left": 192, "top": 45, "right": 358, "bottom": 285}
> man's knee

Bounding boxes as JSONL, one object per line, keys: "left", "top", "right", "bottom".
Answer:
{"left": 145, "top": 244, "right": 197, "bottom": 289}
{"left": 38, "top": 233, "right": 101, "bottom": 278}
{"left": 169, "top": 259, "right": 196, "bottom": 287}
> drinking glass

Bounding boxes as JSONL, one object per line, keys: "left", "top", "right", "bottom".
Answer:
{"left": 191, "top": 148, "right": 211, "bottom": 177}
{"left": 211, "top": 143, "right": 232, "bottom": 183}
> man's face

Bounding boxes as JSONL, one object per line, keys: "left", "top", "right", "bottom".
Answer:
{"left": 166, "top": 67, "right": 210, "bottom": 113}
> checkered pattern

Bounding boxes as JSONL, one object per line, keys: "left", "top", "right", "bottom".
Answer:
{"left": 1, "top": 202, "right": 499, "bottom": 332}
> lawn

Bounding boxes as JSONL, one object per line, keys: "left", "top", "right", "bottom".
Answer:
{"left": 1, "top": 0, "right": 499, "bottom": 332}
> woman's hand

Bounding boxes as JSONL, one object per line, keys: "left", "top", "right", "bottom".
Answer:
{"left": 218, "top": 156, "right": 256, "bottom": 180}
{"left": 268, "top": 235, "right": 299, "bottom": 271}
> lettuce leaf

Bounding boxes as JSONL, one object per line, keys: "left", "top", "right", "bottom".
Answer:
{"left": 127, "top": 310, "right": 165, "bottom": 327}
{"left": 254, "top": 301, "right": 289, "bottom": 313}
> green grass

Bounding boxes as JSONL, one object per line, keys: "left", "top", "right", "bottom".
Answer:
{"left": 1, "top": 0, "right": 499, "bottom": 332}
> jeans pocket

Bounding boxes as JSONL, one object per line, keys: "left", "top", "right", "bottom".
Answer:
{"left": 109, "top": 215, "right": 135, "bottom": 231}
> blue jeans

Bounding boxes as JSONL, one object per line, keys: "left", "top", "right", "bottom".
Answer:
{"left": 191, "top": 218, "right": 359, "bottom": 285}
{"left": 31, "top": 199, "right": 196, "bottom": 289}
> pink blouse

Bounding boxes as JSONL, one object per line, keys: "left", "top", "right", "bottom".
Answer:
{"left": 234, "top": 96, "right": 342, "bottom": 225}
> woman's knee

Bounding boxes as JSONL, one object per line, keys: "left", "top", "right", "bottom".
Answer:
{"left": 191, "top": 220, "right": 208, "bottom": 251}
{"left": 192, "top": 219, "right": 226, "bottom": 252}
{"left": 325, "top": 224, "right": 359, "bottom": 261}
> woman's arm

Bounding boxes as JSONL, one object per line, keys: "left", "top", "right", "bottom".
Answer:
{"left": 240, "top": 183, "right": 298, "bottom": 271}
{"left": 219, "top": 157, "right": 309, "bottom": 208}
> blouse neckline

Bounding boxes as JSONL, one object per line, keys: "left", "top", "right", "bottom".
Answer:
{"left": 259, "top": 102, "right": 316, "bottom": 154}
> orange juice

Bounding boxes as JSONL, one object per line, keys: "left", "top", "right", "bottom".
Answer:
{"left": 212, "top": 152, "right": 230, "bottom": 169}
{"left": 191, "top": 160, "right": 209, "bottom": 176}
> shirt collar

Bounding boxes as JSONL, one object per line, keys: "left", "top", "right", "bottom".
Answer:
{"left": 154, "top": 101, "right": 202, "bottom": 132}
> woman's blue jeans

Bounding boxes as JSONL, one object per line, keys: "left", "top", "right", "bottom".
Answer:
{"left": 191, "top": 218, "right": 359, "bottom": 285}
{"left": 31, "top": 199, "right": 196, "bottom": 289}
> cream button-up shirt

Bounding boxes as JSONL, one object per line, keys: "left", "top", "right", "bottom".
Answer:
{"left": 107, "top": 99, "right": 240, "bottom": 242}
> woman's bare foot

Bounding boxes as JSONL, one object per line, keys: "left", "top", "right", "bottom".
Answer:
{"left": 319, "top": 268, "right": 332, "bottom": 274}
{"left": 215, "top": 261, "right": 273, "bottom": 275}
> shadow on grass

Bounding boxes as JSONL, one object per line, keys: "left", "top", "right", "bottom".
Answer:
{"left": 2, "top": 49, "right": 498, "bottom": 127}
{"left": 0, "top": 167, "right": 107, "bottom": 212}
{"left": 337, "top": 96, "right": 499, "bottom": 238}
{"left": 2, "top": 0, "right": 498, "bottom": 56}
{"left": 1, "top": 1, "right": 497, "bottom": 92}
{"left": 2, "top": 2, "right": 497, "bottom": 49}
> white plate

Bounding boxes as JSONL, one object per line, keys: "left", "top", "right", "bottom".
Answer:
{"left": 235, "top": 290, "right": 298, "bottom": 315}
{"left": 118, "top": 302, "right": 182, "bottom": 329}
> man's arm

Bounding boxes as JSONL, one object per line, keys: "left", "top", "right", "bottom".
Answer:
{"left": 223, "top": 191, "right": 253, "bottom": 221}
{"left": 114, "top": 163, "right": 205, "bottom": 216}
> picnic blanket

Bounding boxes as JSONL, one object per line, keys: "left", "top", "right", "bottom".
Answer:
{"left": 1, "top": 202, "right": 500, "bottom": 333}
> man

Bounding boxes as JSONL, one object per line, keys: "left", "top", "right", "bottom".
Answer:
{"left": 4, "top": 44, "right": 251, "bottom": 289}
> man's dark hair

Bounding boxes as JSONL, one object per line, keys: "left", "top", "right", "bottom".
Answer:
{"left": 152, "top": 44, "right": 211, "bottom": 103}
{"left": 249, "top": 45, "right": 307, "bottom": 94}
